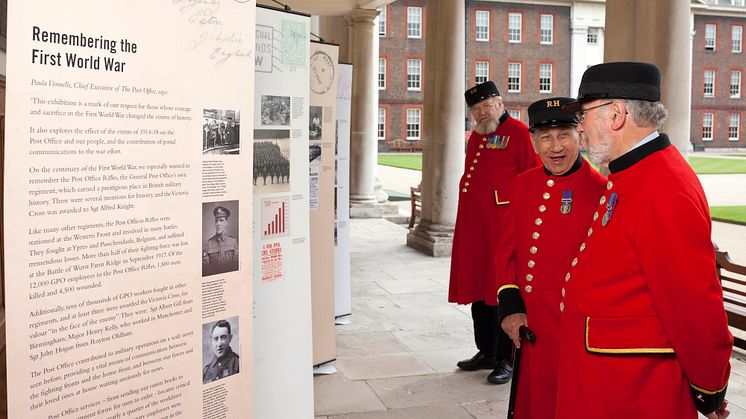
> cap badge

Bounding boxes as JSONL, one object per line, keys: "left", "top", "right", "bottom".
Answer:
{"left": 546, "top": 99, "right": 561, "bottom": 108}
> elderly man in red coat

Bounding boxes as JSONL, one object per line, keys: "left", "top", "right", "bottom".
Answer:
{"left": 449, "top": 81, "right": 539, "bottom": 384}
{"left": 497, "top": 97, "right": 606, "bottom": 418}
{"left": 554, "top": 62, "right": 733, "bottom": 419}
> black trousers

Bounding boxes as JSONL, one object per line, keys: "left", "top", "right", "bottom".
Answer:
{"left": 471, "top": 300, "right": 512, "bottom": 359}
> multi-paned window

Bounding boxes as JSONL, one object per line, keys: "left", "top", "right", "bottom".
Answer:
{"left": 540, "top": 14, "right": 553, "bottom": 44}
{"left": 476, "top": 11, "right": 490, "bottom": 41}
{"left": 508, "top": 62, "right": 521, "bottom": 93}
{"left": 508, "top": 13, "right": 522, "bottom": 43}
{"left": 733, "top": 0, "right": 745, "bottom": 6}
{"left": 507, "top": 110, "right": 521, "bottom": 120}
{"left": 406, "top": 108, "right": 421, "bottom": 140}
{"left": 702, "top": 113, "right": 714, "bottom": 141}
{"left": 378, "top": 58, "right": 386, "bottom": 90}
{"left": 475, "top": 61, "right": 489, "bottom": 84}
{"left": 729, "top": 113, "right": 741, "bottom": 141}
{"left": 407, "top": 7, "right": 422, "bottom": 38}
{"left": 377, "top": 108, "right": 386, "bottom": 140}
{"left": 733, "top": 26, "right": 743, "bottom": 53}
{"left": 704, "top": 70, "right": 716, "bottom": 97}
{"left": 378, "top": 6, "right": 386, "bottom": 37}
{"left": 539, "top": 64, "right": 553, "bottom": 93}
{"left": 705, "top": 24, "right": 717, "bottom": 51}
{"left": 731, "top": 71, "right": 742, "bottom": 98}
{"left": 587, "top": 27, "right": 599, "bottom": 44}
{"left": 407, "top": 59, "right": 422, "bottom": 91}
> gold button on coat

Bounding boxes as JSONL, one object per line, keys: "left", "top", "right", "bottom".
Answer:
{"left": 543, "top": 192, "right": 550, "bottom": 200}
{"left": 528, "top": 260, "right": 535, "bottom": 268}
{"left": 538, "top": 205, "right": 546, "bottom": 212}
{"left": 599, "top": 196, "right": 606, "bottom": 205}
{"left": 462, "top": 188, "right": 467, "bottom": 192}
{"left": 571, "top": 257, "right": 578, "bottom": 266}
{"left": 547, "top": 179, "right": 555, "bottom": 187}
{"left": 530, "top": 246, "right": 538, "bottom": 254}
{"left": 560, "top": 302, "right": 565, "bottom": 312}
{"left": 532, "top": 232, "right": 540, "bottom": 240}
{"left": 525, "top": 285, "right": 533, "bottom": 293}
{"left": 526, "top": 274, "right": 533, "bottom": 281}
{"left": 565, "top": 272, "right": 570, "bottom": 281}
{"left": 535, "top": 218, "right": 543, "bottom": 226}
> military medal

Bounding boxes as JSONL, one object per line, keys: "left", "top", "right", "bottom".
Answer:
{"left": 601, "top": 192, "right": 618, "bottom": 226}
{"left": 560, "top": 190, "right": 572, "bottom": 214}
{"left": 487, "top": 135, "right": 510, "bottom": 149}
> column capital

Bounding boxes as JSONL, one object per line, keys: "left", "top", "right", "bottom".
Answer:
{"left": 345, "top": 8, "right": 379, "bottom": 26}
{"left": 571, "top": 24, "right": 588, "bottom": 34}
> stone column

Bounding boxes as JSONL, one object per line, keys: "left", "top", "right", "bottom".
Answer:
{"left": 346, "top": 9, "right": 384, "bottom": 217}
{"left": 570, "top": 24, "right": 588, "bottom": 97}
{"left": 407, "top": 0, "right": 465, "bottom": 256}
{"left": 604, "top": 0, "right": 692, "bottom": 157}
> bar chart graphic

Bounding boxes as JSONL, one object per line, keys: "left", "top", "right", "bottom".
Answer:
{"left": 261, "top": 197, "right": 290, "bottom": 239}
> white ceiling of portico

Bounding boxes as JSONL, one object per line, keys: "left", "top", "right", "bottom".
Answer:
{"left": 256, "top": 0, "right": 396, "bottom": 16}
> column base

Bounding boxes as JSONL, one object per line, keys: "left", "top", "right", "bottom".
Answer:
{"left": 406, "top": 224, "right": 454, "bottom": 257}
{"left": 349, "top": 202, "right": 400, "bottom": 219}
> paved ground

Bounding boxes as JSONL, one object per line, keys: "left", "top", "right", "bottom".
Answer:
{"left": 313, "top": 155, "right": 746, "bottom": 418}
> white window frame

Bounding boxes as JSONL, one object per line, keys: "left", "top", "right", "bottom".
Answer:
{"left": 729, "top": 113, "right": 740, "bottom": 141}
{"left": 732, "top": 0, "right": 745, "bottom": 6}
{"left": 475, "top": 61, "right": 489, "bottom": 84}
{"left": 702, "top": 113, "right": 714, "bottom": 141}
{"left": 476, "top": 11, "right": 490, "bottom": 42}
{"left": 539, "top": 64, "right": 553, "bottom": 93}
{"left": 587, "top": 27, "right": 599, "bottom": 44}
{"left": 406, "top": 108, "right": 421, "bottom": 140}
{"left": 508, "top": 13, "right": 522, "bottom": 43}
{"left": 377, "top": 108, "right": 386, "bottom": 140}
{"left": 378, "top": 6, "right": 386, "bottom": 37}
{"left": 378, "top": 58, "right": 386, "bottom": 90}
{"left": 540, "top": 14, "right": 553, "bottom": 44}
{"left": 705, "top": 24, "right": 717, "bottom": 51}
{"left": 507, "top": 109, "right": 521, "bottom": 120}
{"left": 508, "top": 62, "right": 521, "bottom": 93}
{"left": 731, "top": 71, "right": 741, "bottom": 98}
{"left": 407, "top": 59, "right": 422, "bottom": 91}
{"left": 704, "top": 70, "right": 716, "bottom": 97}
{"left": 407, "top": 7, "right": 422, "bottom": 39}
{"left": 733, "top": 26, "right": 743, "bottom": 53}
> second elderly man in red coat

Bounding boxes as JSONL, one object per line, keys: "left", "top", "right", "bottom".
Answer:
{"left": 449, "top": 81, "right": 539, "bottom": 384}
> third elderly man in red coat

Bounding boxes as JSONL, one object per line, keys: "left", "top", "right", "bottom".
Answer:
{"left": 497, "top": 97, "right": 606, "bottom": 418}
{"left": 449, "top": 80, "right": 539, "bottom": 384}
{"left": 556, "top": 62, "right": 733, "bottom": 419}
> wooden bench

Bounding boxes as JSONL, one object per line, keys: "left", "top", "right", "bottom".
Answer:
{"left": 409, "top": 183, "right": 422, "bottom": 229}
{"left": 387, "top": 138, "right": 423, "bottom": 152}
{"left": 715, "top": 244, "right": 746, "bottom": 350}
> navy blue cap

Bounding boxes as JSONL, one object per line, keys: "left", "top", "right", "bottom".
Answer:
{"left": 465, "top": 81, "right": 500, "bottom": 107}
{"left": 563, "top": 62, "right": 661, "bottom": 113}
{"left": 528, "top": 97, "right": 578, "bottom": 131}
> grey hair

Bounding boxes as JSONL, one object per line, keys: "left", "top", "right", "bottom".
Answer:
{"left": 620, "top": 99, "right": 668, "bottom": 129}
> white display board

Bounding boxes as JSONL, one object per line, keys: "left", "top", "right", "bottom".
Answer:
{"left": 252, "top": 5, "right": 314, "bottom": 418}
{"left": 334, "top": 63, "right": 352, "bottom": 321}
{"left": 4, "top": 1, "right": 255, "bottom": 418}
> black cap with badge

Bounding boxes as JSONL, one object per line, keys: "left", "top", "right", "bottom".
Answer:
{"left": 562, "top": 61, "right": 661, "bottom": 113}
{"left": 464, "top": 81, "right": 500, "bottom": 107}
{"left": 527, "top": 97, "right": 578, "bottom": 132}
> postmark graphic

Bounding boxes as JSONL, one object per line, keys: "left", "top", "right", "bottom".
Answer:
{"left": 281, "top": 20, "right": 307, "bottom": 67}
{"left": 310, "top": 50, "right": 335, "bottom": 94}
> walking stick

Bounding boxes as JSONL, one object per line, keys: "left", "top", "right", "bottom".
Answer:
{"left": 507, "top": 326, "right": 536, "bottom": 419}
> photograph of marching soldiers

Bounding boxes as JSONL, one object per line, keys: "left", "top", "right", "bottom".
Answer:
{"left": 202, "top": 109, "right": 240, "bottom": 155}
{"left": 309, "top": 106, "right": 322, "bottom": 140}
{"left": 253, "top": 129, "right": 291, "bottom": 194}
{"left": 260, "top": 95, "right": 291, "bottom": 126}
{"left": 309, "top": 143, "right": 322, "bottom": 164}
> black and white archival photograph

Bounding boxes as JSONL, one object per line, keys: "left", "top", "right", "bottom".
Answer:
{"left": 260, "top": 95, "right": 291, "bottom": 126}
{"left": 309, "top": 143, "right": 322, "bottom": 164}
{"left": 203, "top": 109, "right": 240, "bottom": 155}
{"left": 202, "top": 200, "right": 240, "bottom": 277}
{"left": 202, "top": 316, "right": 241, "bottom": 384}
{"left": 254, "top": 129, "right": 291, "bottom": 195}
{"left": 309, "top": 105, "right": 322, "bottom": 140}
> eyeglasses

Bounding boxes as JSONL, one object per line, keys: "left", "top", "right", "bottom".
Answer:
{"left": 576, "top": 102, "right": 614, "bottom": 123}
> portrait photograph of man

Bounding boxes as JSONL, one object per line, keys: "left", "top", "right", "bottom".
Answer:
{"left": 202, "top": 200, "right": 240, "bottom": 277}
{"left": 202, "top": 317, "right": 240, "bottom": 384}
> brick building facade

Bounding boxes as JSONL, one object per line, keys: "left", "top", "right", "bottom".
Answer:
{"left": 691, "top": 10, "right": 746, "bottom": 148}
{"left": 379, "top": 0, "right": 746, "bottom": 151}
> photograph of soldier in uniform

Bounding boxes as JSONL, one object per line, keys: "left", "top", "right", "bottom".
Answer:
{"left": 260, "top": 95, "right": 290, "bottom": 126}
{"left": 202, "top": 109, "right": 240, "bottom": 155}
{"left": 202, "top": 201, "right": 239, "bottom": 277}
{"left": 253, "top": 129, "right": 291, "bottom": 195}
{"left": 202, "top": 317, "right": 240, "bottom": 384}
{"left": 309, "top": 143, "right": 322, "bottom": 164}
{"left": 309, "top": 106, "right": 322, "bottom": 140}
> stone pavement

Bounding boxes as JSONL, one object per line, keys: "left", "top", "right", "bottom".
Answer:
{"left": 313, "top": 158, "right": 746, "bottom": 418}
{"left": 314, "top": 218, "right": 746, "bottom": 418}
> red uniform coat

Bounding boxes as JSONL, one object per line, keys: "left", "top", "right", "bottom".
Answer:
{"left": 496, "top": 159, "right": 606, "bottom": 419}
{"left": 555, "top": 135, "right": 732, "bottom": 418}
{"left": 449, "top": 113, "right": 539, "bottom": 305}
